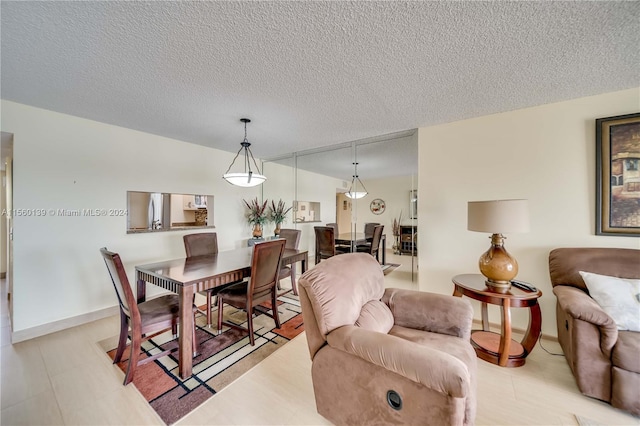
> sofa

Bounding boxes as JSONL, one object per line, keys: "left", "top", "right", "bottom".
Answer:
{"left": 549, "top": 247, "right": 640, "bottom": 416}
{"left": 298, "top": 253, "right": 477, "bottom": 425}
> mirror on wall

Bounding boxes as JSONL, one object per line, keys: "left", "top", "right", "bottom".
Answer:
{"left": 127, "top": 191, "right": 214, "bottom": 233}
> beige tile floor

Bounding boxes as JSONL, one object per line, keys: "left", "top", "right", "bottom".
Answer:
{"left": 1, "top": 251, "right": 638, "bottom": 425}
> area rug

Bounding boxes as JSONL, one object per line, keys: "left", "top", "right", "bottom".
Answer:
{"left": 101, "top": 292, "right": 304, "bottom": 425}
{"left": 382, "top": 262, "right": 401, "bottom": 275}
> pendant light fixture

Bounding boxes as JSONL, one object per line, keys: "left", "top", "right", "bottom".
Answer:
{"left": 222, "top": 118, "right": 267, "bottom": 187}
{"left": 345, "top": 162, "right": 368, "bottom": 199}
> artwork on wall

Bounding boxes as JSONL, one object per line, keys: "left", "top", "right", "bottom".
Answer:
{"left": 595, "top": 112, "right": 640, "bottom": 236}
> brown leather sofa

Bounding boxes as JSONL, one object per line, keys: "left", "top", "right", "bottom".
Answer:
{"left": 549, "top": 247, "right": 640, "bottom": 416}
{"left": 298, "top": 253, "right": 477, "bottom": 425}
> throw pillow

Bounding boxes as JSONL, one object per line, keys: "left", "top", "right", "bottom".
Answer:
{"left": 579, "top": 271, "right": 640, "bottom": 332}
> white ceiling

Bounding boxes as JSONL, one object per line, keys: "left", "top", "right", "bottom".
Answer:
{"left": 1, "top": 1, "right": 639, "bottom": 176}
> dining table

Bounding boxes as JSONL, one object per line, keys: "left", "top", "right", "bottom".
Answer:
{"left": 335, "top": 232, "right": 386, "bottom": 265}
{"left": 135, "top": 246, "right": 308, "bottom": 379}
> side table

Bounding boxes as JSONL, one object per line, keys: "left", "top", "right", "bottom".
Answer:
{"left": 452, "top": 274, "right": 542, "bottom": 367}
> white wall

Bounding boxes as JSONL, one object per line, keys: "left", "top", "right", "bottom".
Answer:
{"left": 355, "top": 175, "right": 417, "bottom": 235}
{"left": 1, "top": 101, "right": 266, "bottom": 335}
{"left": 418, "top": 88, "right": 640, "bottom": 338}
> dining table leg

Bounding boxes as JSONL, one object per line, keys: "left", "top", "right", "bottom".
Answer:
{"left": 178, "top": 284, "right": 195, "bottom": 379}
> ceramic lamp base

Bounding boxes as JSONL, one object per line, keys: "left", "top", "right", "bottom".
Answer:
{"left": 479, "top": 234, "right": 518, "bottom": 292}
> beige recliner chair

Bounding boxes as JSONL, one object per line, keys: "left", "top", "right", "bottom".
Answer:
{"left": 298, "top": 253, "right": 477, "bottom": 425}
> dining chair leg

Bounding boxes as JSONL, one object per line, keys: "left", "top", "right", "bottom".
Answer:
{"left": 192, "top": 312, "right": 199, "bottom": 357}
{"left": 271, "top": 289, "right": 281, "bottom": 329}
{"left": 113, "top": 311, "right": 128, "bottom": 364}
{"left": 290, "top": 265, "right": 298, "bottom": 295}
{"left": 124, "top": 336, "right": 141, "bottom": 385}
{"left": 206, "top": 291, "right": 213, "bottom": 328}
{"left": 217, "top": 296, "right": 224, "bottom": 333}
{"left": 247, "top": 306, "right": 256, "bottom": 346}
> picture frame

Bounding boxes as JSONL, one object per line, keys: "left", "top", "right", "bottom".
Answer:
{"left": 595, "top": 112, "right": 640, "bottom": 236}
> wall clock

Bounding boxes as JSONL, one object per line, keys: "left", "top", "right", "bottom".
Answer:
{"left": 370, "top": 198, "right": 386, "bottom": 215}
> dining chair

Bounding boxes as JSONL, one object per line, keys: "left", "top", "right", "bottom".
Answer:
{"left": 276, "top": 228, "right": 301, "bottom": 295}
{"left": 100, "top": 247, "right": 198, "bottom": 385}
{"left": 326, "top": 222, "right": 351, "bottom": 252}
{"left": 216, "top": 239, "right": 286, "bottom": 346}
{"left": 314, "top": 226, "right": 348, "bottom": 264}
{"left": 357, "top": 224, "right": 384, "bottom": 263}
{"left": 356, "top": 222, "right": 381, "bottom": 252}
{"left": 183, "top": 232, "right": 240, "bottom": 327}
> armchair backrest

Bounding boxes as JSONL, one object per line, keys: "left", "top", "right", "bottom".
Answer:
{"left": 549, "top": 247, "right": 640, "bottom": 292}
{"left": 299, "top": 253, "right": 385, "bottom": 357}
{"left": 183, "top": 232, "right": 218, "bottom": 257}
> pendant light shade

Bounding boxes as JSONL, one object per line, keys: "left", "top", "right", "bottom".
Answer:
{"left": 345, "top": 162, "right": 368, "bottom": 199}
{"left": 222, "top": 118, "right": 267, "bottom": 187}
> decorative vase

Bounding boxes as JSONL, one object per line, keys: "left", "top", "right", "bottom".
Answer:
{"left": 274, "top": 223, "right": 281, "bottom": 237}
{"left": 393, "top": 235, "right": 401, "bottom": 254}
{"left": 252, "top": 223, "right": 263, "bottom": 238}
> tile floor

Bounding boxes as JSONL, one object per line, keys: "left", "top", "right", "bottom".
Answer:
{"left": 1, "top": 251, "right": 638, "bottom": 425}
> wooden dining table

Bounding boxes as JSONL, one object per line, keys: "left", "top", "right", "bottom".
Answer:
{"left": 135, "top": 246, "right": 308, "bottom": 379}
{"left": 335, "top": 232, "right": 386, "bottom": 265}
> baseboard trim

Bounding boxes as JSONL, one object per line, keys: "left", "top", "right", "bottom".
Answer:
{"left": 471, "top": 318, "right": 558, "bottom": 342}
{"left": 11, "top": 305, "right": 119, "bottom": 343}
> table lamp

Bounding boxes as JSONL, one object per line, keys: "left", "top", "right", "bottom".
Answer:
{"left": 467, "top": 199, "right": 530, "bottom": 291}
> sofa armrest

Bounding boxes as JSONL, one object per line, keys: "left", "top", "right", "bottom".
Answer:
{"left": 327, "top": 325, "right": 471, "bottom": 398}
{"left": 382, "top": 288, "right": 473, "bottom": 340}
{"left": 553, "top": 285, "right": 618, "bottom": 352}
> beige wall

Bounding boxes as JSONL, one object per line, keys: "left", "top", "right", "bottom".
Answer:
{"left": 418, "top": 88, "right": 640, "bottom": 338}
{"left": 0, "top": 101, "right": 264, "bottom": 336}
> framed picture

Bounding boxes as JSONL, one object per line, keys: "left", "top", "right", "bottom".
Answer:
{"left": 595, "top": 112, "right": 640, "bottom": 236}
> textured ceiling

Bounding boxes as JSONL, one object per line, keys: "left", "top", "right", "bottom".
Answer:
{"left": 1, "top": 1, "right": 639, "bottom": 171}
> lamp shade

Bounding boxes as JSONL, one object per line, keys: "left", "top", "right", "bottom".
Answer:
{"left": 468, "top": 199, "right": 530, "bottom": 234}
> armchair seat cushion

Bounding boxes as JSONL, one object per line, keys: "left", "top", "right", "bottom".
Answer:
{"left": 612, "top": 331, "right": 640, "bottom": 373}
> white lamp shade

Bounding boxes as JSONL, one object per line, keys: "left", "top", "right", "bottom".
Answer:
{"left": 222, "top": 172, "right": 266, "bottom": 187}
{"left": 345, "top": 191, "right": 367, "bottom": 199}
{"left": 468, "top": 199, "right": 530, "bottom": 233}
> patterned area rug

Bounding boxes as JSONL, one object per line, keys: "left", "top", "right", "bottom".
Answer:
{"left": 101, "top": 293, "right": 304, "bottom": 425}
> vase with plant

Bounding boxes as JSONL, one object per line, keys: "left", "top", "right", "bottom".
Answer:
{"left": 268, "top": 199, "right": 293, "bottom": 236}
{"left": 392, "top": 211, "right": 403, "bottom": 255}
{"left": 243, "top": 197, "right": 269, "bottom": 238}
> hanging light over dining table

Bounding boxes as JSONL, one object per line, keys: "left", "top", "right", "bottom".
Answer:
{"left": 222, "top": 118, "right": 267, "bottom": 187}
{"left": 345, "top": 162, "right": 368, "bottom": 199}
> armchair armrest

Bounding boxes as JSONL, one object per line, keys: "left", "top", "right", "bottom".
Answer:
{"left": 382, "top": 288, "right": 473, "bottom": 340}
{"left": 327, "top": 325, "right": 471, "bottom": 398}
{"left": 553, "top": 285, "right": 618, "bottom": 352}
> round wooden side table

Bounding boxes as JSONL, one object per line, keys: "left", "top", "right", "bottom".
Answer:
{"left": 452, "top": 274, "right": 542, "bottom": 367}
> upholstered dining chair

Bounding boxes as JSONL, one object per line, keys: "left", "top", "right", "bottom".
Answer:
{"left": 276, "top": 228, "right": 301, "bottom": 295}
{"left": 183, "top": 232, "right": 239, "bottom": 327}
{"left": 357, "top": 224, "right": 384, "bottom": 263}
{"left": 356, "top": 222, "right": 381, "bottom": 252}
{"left": 100, "top": 247, "right": 198, "bottom": 385}
{"left": 314, "top": 226, "right": 339, "bottom": 264}
{"left": 216, "top": 239, "right": 286, "bottom": 346}
{"left": 326, "top": 222, "right": 350, "bottom": 252}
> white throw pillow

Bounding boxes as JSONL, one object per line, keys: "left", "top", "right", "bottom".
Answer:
{"left": 579, "top": 271, "right": 640, "bottom": 332}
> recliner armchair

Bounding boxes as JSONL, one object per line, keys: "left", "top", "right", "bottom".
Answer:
{"left": 299, "top": 253, "right": 477, "bottom": 425}
{"left": 549, "top": 247, "right": 640, "bottom": 416}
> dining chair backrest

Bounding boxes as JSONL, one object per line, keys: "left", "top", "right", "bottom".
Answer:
{"left": 370, "top": 225, "right": 384, "bottom": 253}
{"left": 100, "top": 247, "right": 136, "bottom": 319}
{"left": 326, "top": 223, "right": 339, "bottom": 234}
{"left": 250, "top": 239, "right": 286, "bottom": 300}
{"left": 315, "top": 226, "right": 337, "bottom": 259}
{"left": 183, "top": 232, "right": 218, "bottom": 257}
{"left": 278, "top": 228, "right": 301, "bottom": 250}
{"left": 364, "top": 222, "right": 380, "bottom": 239}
